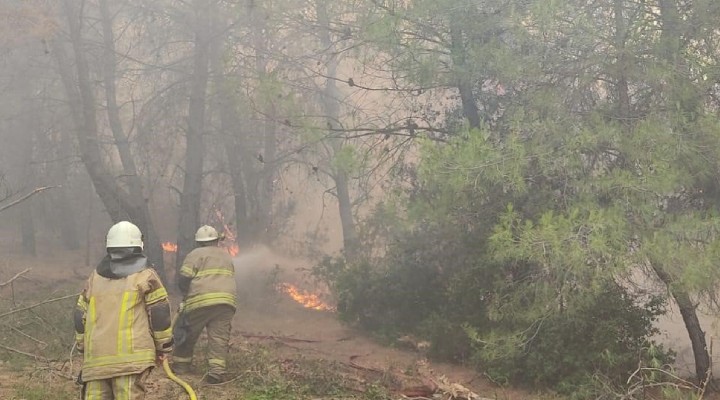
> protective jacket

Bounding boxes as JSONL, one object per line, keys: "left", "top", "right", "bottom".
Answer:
{"left": 74, "top": 255, "right": 173, "bottom": 381}
{"left": 178, "top": 246, "right": 237, "bottom": 312}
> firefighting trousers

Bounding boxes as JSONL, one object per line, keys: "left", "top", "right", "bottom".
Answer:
{"left": 172, "top": 304, "right": 234, "bottom": 378}
{"left": 82, "top": 369, "right": 150, "bottom": 400}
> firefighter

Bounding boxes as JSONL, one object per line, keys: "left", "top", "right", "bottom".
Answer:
{"left": 74, "top": 221, "right": 173, "bottom": 400}
{"left": 172, "top": 225, "right": 237, "bottom": 384}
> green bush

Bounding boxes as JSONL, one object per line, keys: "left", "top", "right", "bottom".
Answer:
{"left": 314, "top": 224, "right": 493, "bottom": 343}
{"left": 315, "top": 211, "right": 674, "bottom": 394}
{"left": 312, "top": 117, "right": 683, "bottom": 393}
{"left": 474, "top": 282, "right": 672, "bottom": 395}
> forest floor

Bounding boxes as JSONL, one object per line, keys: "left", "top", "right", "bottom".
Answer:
{"left": 0, "top": 246, "right": 713, "bottom": 400}
{"left": 0, "top": 246, "right": 537, "bottom": 400}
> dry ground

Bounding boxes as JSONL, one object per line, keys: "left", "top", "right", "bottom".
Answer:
{"left": 0, "top": 246, "right": 533, "bottom": 400}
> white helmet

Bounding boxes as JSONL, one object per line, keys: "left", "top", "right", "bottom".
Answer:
{"left": 195, "top": 225, "right": 220, "bottom": 242}
{"left": 106, "top": 221, "right": 144, "bottom": 249}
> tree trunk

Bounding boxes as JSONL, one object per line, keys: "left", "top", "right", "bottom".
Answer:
{"left": 335, "top": 171, "right": 358, "bottom": 258}
{"left": 449, "top": 20, "right": 480, "bottom": 130}
{"left": 58, "top": 0, "right": 127, "bottom": 221}
{"left": 261, "top": 104, "right": 277, "bottom": 241}
{"left": 222, "top": 111, "right": 251, "bottom": 246}
{"left": 653, "top": 1, "right": 712, "bottom": 387}
{"left": 316, "top": 0, "right": 359, "bottom": 260}
{"left": 676, "top": 291, "right": 713, "bottom": 386}
{"left": 53, "top": 127, "right": 80, "bottom": 250}
{"left": 18, "top": 90, "right": 37, "bottom": 256}
{"left": 658, "top": 0, "right": 681, "bottom": 63}
{"left": 651, "top": 262, "right": 713, "bottom": 387}
{"left": 54, "top": 189, "right": 80, "bottom": 250}
{"left": 218, "top": 94, "right": 254, "bottom": 246}
{"left": 613, "top": 0, "right": 630, "bottom": 123}
{"left": 247, "top": 1, "right": 277, "bottom": 243}
{"left": 20, "top": 202, "right": 36, "bottom": 255}
{"left": 658, "top": 0, "right": 699, "bottom": 118}
{"left": 99, "top": 0, "right": 165, "bottom": 273}
{"left": 210, "top": 31, "right": 253, "bottom": 247}
{"left": 55, "top": 0, "right": 167, "bottom": 279}
{"left": 176, "top": 0, "right": 212, "bottom": 269}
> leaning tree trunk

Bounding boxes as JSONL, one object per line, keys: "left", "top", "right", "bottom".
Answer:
{"left": 676, "top": 291, "right": 713, "bottom": 385}
{"left": 652, "top": 262, "right": 713, "bottom": 387}
{"left": 176, "top": 0, "right": 212, "bottom": 269}
{"left": 99, "top": 0, "right": 164, "bottom": 272}
{"left": 56, "top": 0, "right": 167, "bottom": 279}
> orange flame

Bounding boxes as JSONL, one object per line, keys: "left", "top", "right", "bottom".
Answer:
{"left": 277, "top": 283, "right": 335, "bottom": 311}
{"left": 227, "top": 244, "right": 240, "bottom": 257}
{"left": 162, "top": 242, "right": 178, "bottom": 252}
{"left": 214, "top": 209, "right": 240, "bottom": 256}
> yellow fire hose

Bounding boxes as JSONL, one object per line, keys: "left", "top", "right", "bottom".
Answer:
{"left": 162, "top": 358, "right": 198, "bottom": 400}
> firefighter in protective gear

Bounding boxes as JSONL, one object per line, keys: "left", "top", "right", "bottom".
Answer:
{"left": 74, "top": 221, "right": 173, "bottom": 400}
{"left": 172, "top": 225, "right": 237, "bottom": 384}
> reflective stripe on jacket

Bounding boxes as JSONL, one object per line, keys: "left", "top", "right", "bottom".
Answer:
{"left": 75, "top": 268, "right": 172, "bottom": 381}
{"left": 179, "top": 246, "right": 237, "bottom": 312}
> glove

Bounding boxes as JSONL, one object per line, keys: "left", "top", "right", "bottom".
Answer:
{"left": 178, "top": 301, "right": 185, "bottom": 314}
{"left": 156, "top": 351, "right": 171, "bottom": 365}
{"left": 173, "top": 310, "right": 190, "bottom": 347}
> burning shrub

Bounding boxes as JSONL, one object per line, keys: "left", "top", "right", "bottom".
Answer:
{"left": 276, "top": 282, "right": 335, "bottom": 311}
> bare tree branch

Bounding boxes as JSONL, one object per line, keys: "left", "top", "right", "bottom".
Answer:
{"left": 0, "top": 268, "right": 31, "bottom": 288}
{"left": 0, "top": 186, "right": 59, "bottom": 214}
{"left": 0, "top": 343, "right": 48, "bottom": 361}
{"left": 10, "top": 326, "right": 48, "bottom": 347}
{"left": 0, "top": 292, "right": 79, "bottom": 319}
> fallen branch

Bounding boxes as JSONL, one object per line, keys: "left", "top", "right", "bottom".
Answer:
{"left": 0, "top": 268, "right": 31, "bottom": 288}
{"left": 239, "top": 333, "right": 320, "bottom": 343}
{"left": 421, "top": 373, "right": 493, "bottom": 400}
{"left": 0, "top": 186, "right": 59, "bottom": 214}
{"left": 0, "top": 343, "right": 48, "bottom": 361}
{"left": 36, "top": 364, "right": 74, "bottom": 381}
{"left": 10, "top": 326, "right": 48, "bottom": 347}
{"left": 348, "top": 354, "right": 384, "bottom": 373}
{"left": 0, "top": 292, "right": 79, "bottom": 319}
{"left": 623, "top": 366, "right": 700, "bottom": 399}
{"left": 413, "top": 360, "right": 495, "bottom": 400}
{"left": 400, "top": 386, "right": 436, "bottom": 398}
